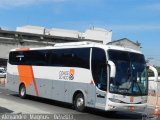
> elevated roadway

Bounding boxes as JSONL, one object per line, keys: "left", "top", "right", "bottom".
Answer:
{"left": 0, "top": 29, "right": 99, "bottom": 66}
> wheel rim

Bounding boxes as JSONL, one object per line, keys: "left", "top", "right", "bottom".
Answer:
{"left": 21, "top": 87, "right": 25, "bottom": 97}
{"left": 76, "top": 97, "right": 84, "bottom": 108}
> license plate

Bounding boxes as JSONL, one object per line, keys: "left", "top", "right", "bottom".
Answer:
{"left": 128, "top": 106, "right": 135, "bottom": 110}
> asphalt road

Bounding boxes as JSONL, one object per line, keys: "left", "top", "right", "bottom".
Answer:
{"left": 0, "top": 86, "right": 156, "bottom": 120}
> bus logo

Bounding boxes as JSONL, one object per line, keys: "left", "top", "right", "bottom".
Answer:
{"left": 59, "top": 69, "right": 75, "bottom": 80}
{"left": 69, "top": 69, "right": 75, "bottom": 80}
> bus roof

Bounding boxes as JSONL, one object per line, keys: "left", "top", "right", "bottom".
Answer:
{"left": 10, "top": 42, "right": 142, "bottom": 54}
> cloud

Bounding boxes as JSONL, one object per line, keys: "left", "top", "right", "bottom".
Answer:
{"left": 142, "top": 3, "right": 160, "bottom": 11}
{"left": 0, "top": 0, "right": 35, "bottom": 8}
{"left": 0, "top": 26, "right": 12, "bottom": 30}
{"left": 0, "top": 0, "right": 105, "bottom": 8}
{"left": 0, "top": 0, "right": 69, "bottom": 9}
{"left": 147, "top": 3, "right": 160, "bottom": 11}
{"left": 109, "top": 24, "right": 160, "bottom": 32}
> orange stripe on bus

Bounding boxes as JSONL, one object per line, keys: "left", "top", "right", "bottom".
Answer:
{"left": 18, "top": 65, "right": 39, "bottom": 96}
{"left": 30, "top": 66, "right": 39, "bottom": 96}
{"left": 16, "top": 48, "right": 30, "bottom": 51}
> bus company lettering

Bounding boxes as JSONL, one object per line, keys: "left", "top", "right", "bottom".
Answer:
{"left": 59, "top": 69, "right": 75, "bottom": 80}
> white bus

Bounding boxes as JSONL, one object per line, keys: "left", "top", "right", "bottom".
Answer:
{"left": 6, "top": 42, "right": 158, "bottom": 112}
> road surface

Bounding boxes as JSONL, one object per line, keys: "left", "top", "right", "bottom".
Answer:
{"left": 0, "top": 85, "right": 157, "bottom": 120}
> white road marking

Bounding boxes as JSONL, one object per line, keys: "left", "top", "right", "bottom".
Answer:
{"left": 0, "top": 98, "right": 50, "bottom": 114}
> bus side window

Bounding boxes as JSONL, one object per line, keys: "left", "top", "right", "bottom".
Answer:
{"left": 92, "top": 48, "right": 107, "bottom": 91}
{"left": 49, "top": 48, "right": 90, "bottom": 69}
{"left": 24, "top": 50, "right": 49, "bottom": 66}
{"left": 9, "top": 51, "right": 25, "bottom": 65}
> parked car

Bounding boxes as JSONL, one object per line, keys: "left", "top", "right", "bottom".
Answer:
{"left": 0, "top": 67, "right": 6, "bottom": 78}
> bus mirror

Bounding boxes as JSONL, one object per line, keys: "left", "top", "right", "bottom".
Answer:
{"left": 149, "top": 66, "right": 158, "bottom": 82}
{"left": 108, "top": 60, "right": 116, "bottom": 78}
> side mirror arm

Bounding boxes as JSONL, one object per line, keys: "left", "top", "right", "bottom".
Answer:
{"left": 108, "top": 60, "right": 116, "bottom": 78}
{"left": 148, "top": 66, "right": 158, "bottom": 82}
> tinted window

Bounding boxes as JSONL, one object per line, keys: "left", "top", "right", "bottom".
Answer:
{"left": 108, "top": 50, "right": 148, "bottom": 96}
{"left": 9, "top": 51, "right": 26, "bottom": 65}
{"left": 91, "top": 48, "right": 107, "bottom": 91}
{"left": 9, "top": 50, "right": 49, "bottom": 66}
{"left": 9, "top": 48, "right": 90, "bottom": 69}
{"left": 130, "top": 53, "right": 145, "bottom": 64}
{"left": 108, "top": 50, "right": 145, "bottom": 63}
{"left": 108, "top": 50, "right": 129, "bottom": 61}
{"left": 25, "top": 50, "right": 49, "bottom": 65}
{"left": 50, "top": 48, "right": 90, "bottom": 69}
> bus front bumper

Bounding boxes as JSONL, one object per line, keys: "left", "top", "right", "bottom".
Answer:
{"left": 106, "top": 102, "right": 147, "bottom": 113}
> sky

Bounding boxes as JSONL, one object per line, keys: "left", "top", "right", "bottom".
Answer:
{"left": 0, "top": 0, "right": 160, "bottom": 65}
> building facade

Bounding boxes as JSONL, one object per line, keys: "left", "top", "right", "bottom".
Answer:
{"left": 107, "top": 38, "right": 141, "bottom": 51}
{"left": 0, "top": 26, "right": 141, "bottom": 67}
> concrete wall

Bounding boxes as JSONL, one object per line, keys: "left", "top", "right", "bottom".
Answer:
{"left": 84, "top": 28, "right": 112, "bottom": 44}
{"left": 16, "top": 26, "right": 45, "bottom": 35}
{"left": 0, "top": 44, "right": 17, "bottom": 59}
{"left": 16, "top": 26, "right": 112, "bottom": 45}
{"left": 49, "top": 28, "right": 80, "bottom": 38}
{"left": 108, "top": 39, "right": 141, "bottom": 51}
{"left": 0, "top": 42, "right": 47, "bottom": 59}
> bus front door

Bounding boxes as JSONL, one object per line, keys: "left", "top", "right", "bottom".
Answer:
{"left": 95, "top": 87, "right": 106, "bottom": 110}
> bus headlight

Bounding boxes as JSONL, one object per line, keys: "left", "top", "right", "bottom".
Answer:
{"left": 109, "top": 98, "right": 122, "bottom": 103}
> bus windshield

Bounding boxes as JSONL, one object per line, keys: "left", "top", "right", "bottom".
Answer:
{"left": 108, "top": 50, "right": 148, "bottom": 96}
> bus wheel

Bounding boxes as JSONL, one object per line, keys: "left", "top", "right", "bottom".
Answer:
{"left": 19, "top": 84, "right": 26, "bottom": 99}
{"left": 74, "top": 93, "right": 85, "bottom": 112}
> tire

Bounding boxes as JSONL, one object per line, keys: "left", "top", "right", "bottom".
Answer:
{"left": 19, "top": 84, "right": 26, "bottom": 99}
{"left": 74, "top": 93, "right": 85, "bottom": 112}
{"left": 107, "top": 111, "right": 117, "bottom": 115}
